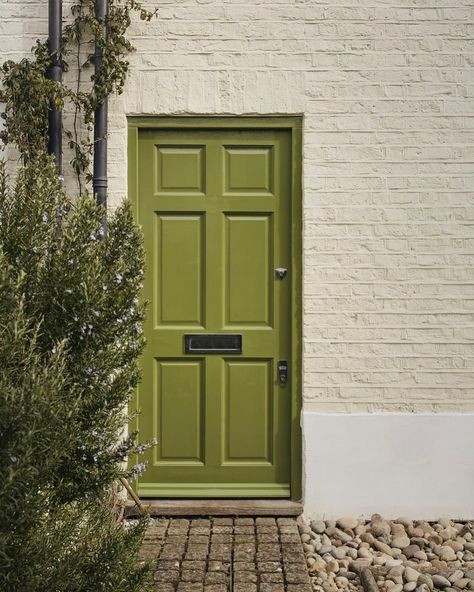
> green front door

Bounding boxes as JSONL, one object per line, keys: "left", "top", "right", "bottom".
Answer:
{"left": 135, "top": 127, "right": 292, "bottom": 497}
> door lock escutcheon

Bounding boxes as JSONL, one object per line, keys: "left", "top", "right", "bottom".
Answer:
{"left": 278, "top": 360, "right": 288, "bottom": 387}
{"left": 275, "top": 267, "right": 288, "bottom": 280}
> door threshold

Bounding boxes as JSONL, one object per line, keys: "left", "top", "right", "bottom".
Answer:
{"left": 125, "top": 498, "right": 303, "bottom": 517}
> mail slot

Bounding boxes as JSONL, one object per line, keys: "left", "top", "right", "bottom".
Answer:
{"left": 184, "top": 334, "right": 242, "bottom": 354}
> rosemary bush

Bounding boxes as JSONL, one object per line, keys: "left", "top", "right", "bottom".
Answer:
{"left": 0, "top": 156, "right": 152, "bottom": 591}
{"left": 0, "top": 1, "right": 157, "bottom": 590}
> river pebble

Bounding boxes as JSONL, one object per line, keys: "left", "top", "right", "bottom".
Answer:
{"left": 299, "top": 516, "right": 474, "bottom": 592}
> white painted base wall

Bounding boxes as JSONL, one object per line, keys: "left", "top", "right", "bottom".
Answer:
{"left": 302, "top": 413, "right": 474, "bottom": 521}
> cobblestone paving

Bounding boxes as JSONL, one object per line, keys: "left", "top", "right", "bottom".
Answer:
{"left": 139, "top": 516, "right": 312, "bottom": 592}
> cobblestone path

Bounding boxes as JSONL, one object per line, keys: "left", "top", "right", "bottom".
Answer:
{"left": 139, "top": 516, "right": 312, "bottom": 592}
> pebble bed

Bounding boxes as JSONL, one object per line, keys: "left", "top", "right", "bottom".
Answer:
{"left": 299, "top": 515, "right": 474, "bottom": 592}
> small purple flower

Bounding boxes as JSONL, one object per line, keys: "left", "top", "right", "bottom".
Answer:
{"left": 131, "top": 462, "right": 147, "bottom": 476}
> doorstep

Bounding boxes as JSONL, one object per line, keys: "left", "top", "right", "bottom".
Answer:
{"left": 125, "top": 499, "right": 303, "bottom": 517}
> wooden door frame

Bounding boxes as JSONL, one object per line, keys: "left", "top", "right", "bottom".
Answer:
{"left": 128, "top": 116, "right": 303, "bottom": 502}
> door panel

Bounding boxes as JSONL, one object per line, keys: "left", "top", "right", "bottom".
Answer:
{"left": 154, "top": 214, "right": 205, "bottom": 327}
{"left": 136, "top": 128, "right": 292, "bottom": 497}
{"left": 154, "top": 359, "right": 204, "bottom": 465}
{"left": 223, "top": 359, "right": 273, "bottom": 464}
{"left": 224, "top": 146, "right": 274, "bottom": 194}
{"left": 156, "top": 145, "right": 206, "bottom": 194}
{"left": 225, "top": 215, "right": 273, "bottom": 327}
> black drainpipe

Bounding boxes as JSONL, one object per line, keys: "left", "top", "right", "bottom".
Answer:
{"left": 47, "top": 0, "right": 62, "bottom": 177}
{"left": 93, "top": 0, "right": 108, "bottom": 208}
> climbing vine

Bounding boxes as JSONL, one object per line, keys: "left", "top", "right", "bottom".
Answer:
{"left": 0, "top": 0, "right": 156, "bottom": 190}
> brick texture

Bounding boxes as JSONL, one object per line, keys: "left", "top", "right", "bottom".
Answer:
{"left": 1, "top": 1, "right": 474, "bottom": 413}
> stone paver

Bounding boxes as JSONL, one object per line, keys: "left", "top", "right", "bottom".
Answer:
{"left": 139, "top": 517, "right": 310, "bottom": 592}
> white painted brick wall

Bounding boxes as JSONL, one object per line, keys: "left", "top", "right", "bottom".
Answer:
{"left": 2, "top": 0, "right": 474, "bottom": 414}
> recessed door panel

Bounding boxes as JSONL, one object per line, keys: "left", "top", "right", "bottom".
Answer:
{"left": 223, "top": 359, "right": 273, "bottom": 464}
{"left": 156, "top": 145, "right": 205, "bottom": 194}
{"left": 154, "top": 214, "right": 204, "bottom": 327}
{"left": 153, "top": 359, "right": 204, "bottom": 465}
{"left": 136, "top": 127, "right": 292, "bottom": 497}
{"left": 225, "top": 215, "right": 273, "bottom": 327}
{"left": 224, "top": 146, "right": 274, "bottom": 195}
